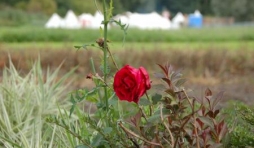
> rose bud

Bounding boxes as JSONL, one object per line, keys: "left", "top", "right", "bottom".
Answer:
{"left": 86, "top": 73, "right": 93, "bottom": 79}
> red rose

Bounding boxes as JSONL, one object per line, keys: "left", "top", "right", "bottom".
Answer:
{"left": 113, "top": 65, "right": 151, "bottom": 103}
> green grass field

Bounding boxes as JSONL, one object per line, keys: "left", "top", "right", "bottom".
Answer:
{"left": 2, "top": 41, "right": 254, "bottom": 52}
{"left": 1, "top": 26, "right": 254, "bottom": 53}
{"left": 1, "top": 26, "right": 254, "bottom": 43}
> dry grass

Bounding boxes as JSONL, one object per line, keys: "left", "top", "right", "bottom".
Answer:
{"left": 0, "top": 46, "right": 254, "bottom": 105}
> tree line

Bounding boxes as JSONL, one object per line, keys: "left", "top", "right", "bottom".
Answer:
{"left": 1, "top": 0, "right": 254, "bottom": 22}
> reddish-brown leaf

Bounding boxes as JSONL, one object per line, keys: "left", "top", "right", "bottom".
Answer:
{"left": 168, "top": 116, "right": 173, "bottom": 125}
{"left": 218, "top": 121, "right": 228, "bottom": 141}
{"left": 213, "top": 109, "right": 220, "bottom": 118}
{"left": 175, "top": 78, "right": 187, "bottom": 87}
{"left": 206, "top": 97, "right": 211, "bottom": 108}
{"left": 209, "top": 130, "right": 217, "bottom": 140}
{"left": 194, "top": 97, "right": 203, "bottom": 105}
{"left": 196, "top": 118, "right": 204, "bottom": 128}
{"left": 198, "top": 116, "right": 214, "bottom": 128}
{"left": 209, "top": 143, "right": 223, "bottom": 148}
{"left": 211, "top": 91, "right": 224, "bottom": 110}
{"left": 165, "top": 88, "right": 175, "bottom": 97}
{"left": 154, "top": 72, "right": 165, "bottom": 79}
{"left": 157, "top": 63, "right": 168, "bottom": 77}
{"left": 202, "top": 106, "right": 206, "bottom": 115}
{"left": 162, "top": 78, "right": 172, "bottom": 88}
{"left": 205, "top": 88, "right": 212, "bottom": 97}
{"left": 206, "top": 110, "right": 215, "bottom": 118}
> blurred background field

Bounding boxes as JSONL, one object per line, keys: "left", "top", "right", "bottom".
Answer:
{"left": 1, "top": 26, "right": 254, "bottom": 104}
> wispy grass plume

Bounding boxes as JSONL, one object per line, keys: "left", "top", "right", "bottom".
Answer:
{"left": 0, "top": 59, "right": 75, "bottom": 148}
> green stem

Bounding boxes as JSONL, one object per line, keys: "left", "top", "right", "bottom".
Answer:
{"left": 90, "top": 57, "right": 102, "bottom": 100}
{"left": 102, "top": 0, "right": 109, "bottom": 117}
{"left": 107, "top": 46, "right": 119, "bottom": 70}
{"left": 90, "top": 57, "right": 96, "bottom": 74}
{"left": 145, "top": 92, "right": 153, "bottom": 116}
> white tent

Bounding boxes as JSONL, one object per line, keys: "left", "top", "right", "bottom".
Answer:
{"left": 114, "top": 12, "right": 171, "bottom": 30}
{"left": 194, "top": 10, "right": 202, "bottom": 17}
{"left": 172, "top": 12, "right": 185, "bottom": 24}
{"left": 63, "top": 10, "right": 81, "bottom": 29}
{"left": 91, "top": 11, "right": 104, "bottom": 29}
{"left": 45, "top": 10, "right": 106, "bottom": 29}
{"left": 128, "top": 12, "right": 171, "bottom": 30}
{"left": 45, "top": 13, "right": 64, "bottom": 28}
{"left": 172, "top": 12, "right": 186, "bottom": 29}
{"left": 78, "top": 13, "right": 94, "bottom": 28}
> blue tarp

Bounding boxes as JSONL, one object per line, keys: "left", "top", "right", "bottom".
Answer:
{"left": 188, "top": 15, "right": 202, "bottom": 28}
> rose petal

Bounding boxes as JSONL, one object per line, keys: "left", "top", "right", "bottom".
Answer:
{"left": 139, "top": 67, "right": 151, "bottom": 89}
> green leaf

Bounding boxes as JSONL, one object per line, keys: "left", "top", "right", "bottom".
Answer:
{"left": 111, "top": 19, "right": 129, "bottom": 44}
{"left": 75, "top": 87, "right": 100, "bottom": 103}
{"left": 119, "top": 101, "right": 139, "bottom": 118}
{"left": 153, "top": 108, "right": 171, "bottom": 115}
{"left": 108, "top": 94, "right": 118, "bottom": 106}
{"left": 70, "top": 94, "right": 76, "bottom": 104}
{"left": 152, "top": 93, "right": 162, "bottom": 104}
{"left": 69, "top": 104, "right": 75, "bottom": 117}
{"left": 76, "top": 145, "right": 90, "bottom": 148}
{"left": 139, "top": 97, "right": 151, "bottom": 106}
{"left": 91, "top": 134, "right": 103, "bottom": 147}
{"left": 147, "top": 107, "right": 171, "bottom": 124}
{"left": 162, "top": 108, "right": 172, "bottom": 115}
{"left": 103, "top": 127, "right": 113, "bottom": 134}
{"left": 74, "top": 45, "right": 82, "bottom": 49}
{"left": 147, "top": 114, "right": 161, "bottom": 124}
{"left": 69, "top": 94, "right": 77, "bottom": 116}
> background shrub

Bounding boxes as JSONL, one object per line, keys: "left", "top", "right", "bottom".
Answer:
{"left": 0, "top": 8, "right": 47, "bottom": 26}
{"left": 223, "top": 102, "right": 254, "bottom": 147}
